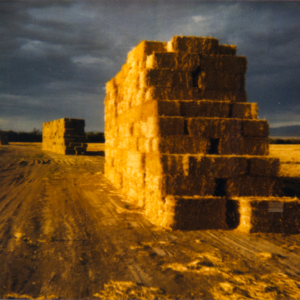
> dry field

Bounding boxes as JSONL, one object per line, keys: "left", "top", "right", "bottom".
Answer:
{"left": 0, "top": 143, "right": 300, "bottom": 299}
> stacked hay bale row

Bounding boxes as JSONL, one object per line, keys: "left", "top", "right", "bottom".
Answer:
{"left": 42, "top": 118, "right": 87, "bottom": 155}
{"left": 0, "top": 131, "right": 9, "bottom": 145}
{"left": 105, "top": 36, "right": 300, "bottom": 232}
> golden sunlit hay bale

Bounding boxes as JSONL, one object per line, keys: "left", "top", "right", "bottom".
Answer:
{"left": 225, "top": 176, "right": 281, "bottom": 197}
{"left": 248, "top": 157, "right": 280, "bottom": 177}
{"left": 146, "top": 52, "right": 200, "bottom": 70}
{"left": 167, "top": 36, "right": 219, "bottom": 54}
{"left": 127, "top": 40, "right": 167, "bottom": 70}
{"left": 219, "top": 137, "right": 269, "bottom": 155}
{"left": 231, "top": 103, "right": 258, "bottom": 119}
{"left": 201, "top": 55, "right": 247, "bottom": 73}
{"left": 243, "top": 119, "right": 269, "bottom": 137}
{"left": 228, "top": 197, "right": 300, "bottom": 233}
{"left": 145, "top": 153, "right": 188, "bottom": 176}
{"left": 122, "top": 174, "right": 145, "bottom": 207}
{"left": 189, "top": 156, "right": 248, "bottom": 178}
{"left": 179, "top": 100, "right": 231, "bottom": 118}
{"left": 118, "top": 122, "right": 134, "bottom": 137}
{"left": 141, "top": 69, "right": 193, "bottom": 88}
{"left": 166, "top": 196, "right": 227, "bottom": 230}
{"left": 145, "top": 86, "right": 201, "bottom": 101}
{"left": 137, "top": 137, "right": 152, "bottom": 153}
{"left": 151, "top": 136, "right": 209, "bottom": 154}
{"left": 187, "top": 117, "right": 242, "bottom": 138}
{"left": 217, "top": 44, "right": 237, "bottom": 55}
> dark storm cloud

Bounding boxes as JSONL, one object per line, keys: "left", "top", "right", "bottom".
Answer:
{"left": 0, "top": 1, "right": 300, "bottom": 131}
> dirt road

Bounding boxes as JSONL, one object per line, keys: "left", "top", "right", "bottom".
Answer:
{"left": 0, "top": 143, "right": 300, "bottom": 299}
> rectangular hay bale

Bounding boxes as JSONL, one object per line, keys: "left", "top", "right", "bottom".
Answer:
{"left": 146, "top": 52, "right": 200, "bottom": 71}
{"left": 187, "top": 117, "right": 242, "bottom": 138}
{"left": 231, "top": 103, "right": 258, "bottom": 119}
{"left": 152, "top": 136, "right": 209, "bottom": 154}
{"left": 219, "top": 137, "right": 269, "bottom": 156}
{"left": 164, "top": 196, "right": 227, "bottom": 230}
{"left": 168, "top": 36, "right": 219, "bottom": 54}
{"left": 180, "top": 100, "right": 231, "bottom": 118}
{"left": 225, "top": 176, "right": 281, "bottom": 197}
{"left": 248, "top": 157, "right": 280, "bottom": 177}
{"left": 142, "top": 69, "right": 193, "bottom": 88}
{"left": 243, "top": 120, "right": 269, "bottom": 137}
{"left": 228, "top": 197, "right": 300, "bottom": 233}
{"left": 189, "top": 156, "right": 248, "bottom": 178}
{"left": 145, "top": 86, "right": 201, "bottom": 101}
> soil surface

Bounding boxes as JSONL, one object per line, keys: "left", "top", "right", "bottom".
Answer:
{"left": 0, "top": 143, "right": 300, "bottom": 299}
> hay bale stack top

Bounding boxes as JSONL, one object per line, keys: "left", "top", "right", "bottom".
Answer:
{"left": 104, "top": 36, "right": 299, "bottom": 233}
{"left": 42, "top": 118, "right": 87, "bottom": 155}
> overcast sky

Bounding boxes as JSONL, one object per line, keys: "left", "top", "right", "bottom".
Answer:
{"left": 1, "top": 1, "right": 299, "bottom": 132}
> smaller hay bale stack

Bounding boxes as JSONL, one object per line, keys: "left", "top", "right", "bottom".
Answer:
{"left": 0, "top": 131, "right": 9, "bottom": 145}
{"left": 42, "top": 118, "right": 87, "bottom": 155}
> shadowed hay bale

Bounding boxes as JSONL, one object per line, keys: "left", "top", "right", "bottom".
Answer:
{"left": 146, "top": 52, "right": 200, "bottom": 71}
{"left": 189, "top": 156, "right": 248, "bottom": 178}
{"left": 219, "top": 137, "right": 269, "bottom": 155}
{"left": 180, "top": 100, "right": 231, "bottom": 118}
{"left": 243, "top": 120, "right": 269, "bottom": 137}
{"left": 166, "top": 175, "right": 216, "bottom": 196}
{"left": 145, "top": 173, "right": 215, "bottom": 198}
{"left": 228, "top": 197, "right": 300, "bottom": 233}
{"left": 187, "top": 117, "right": 242, "bottom": 138}
{"left": 198, "top": 71, "right": 245, "bottom": 91}
{"left": 201, "top": 55, "right": 247, "bottom": 73}
{"left": 145, "top": 86, "right": 201, "bottom": 101}
{"left": 142, "top": 69, "right": 193, "bottom": 88}
{"left": 217, "top": 45, "right": 237, "bottom": 55}
{"left": 164, "top": 196, "right": 227, "bottom": 230}
{"left": 151, "top": 136, "right": 209, "bottom": 154}
{"left": 231, "top": 103, "right": 258, "bottom": 119}
{"left": 167, "top": 36, "right": 219, "bottom": 54}
{"left": 200, "top": 89, "right": 247, "bottom": 102}
{"left": 225, "top": 176, "right": 281, "bottom": 197}
{"left": 248, "top": 157, "right": 280, "bottom": 177}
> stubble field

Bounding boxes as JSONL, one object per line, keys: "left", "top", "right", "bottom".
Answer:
{"left": 0, "top": 142, "right": 299, "bottom": 299}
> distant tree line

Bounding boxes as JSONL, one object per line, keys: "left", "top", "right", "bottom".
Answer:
{"left": 4, "top": 129, "right": 42, "bottom": 142}
{"left": 1, "top": 129, "right": 105, "bottom": 143}
{"left": 85, "top": 132, "right": 105, "bottom": 143}
{"left": 269, "top": 138, "right": 300, "bottom": 144}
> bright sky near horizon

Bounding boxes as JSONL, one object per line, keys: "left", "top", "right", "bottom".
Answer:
{"left": 1, "top": 1, "right": 299, "bottom": 132}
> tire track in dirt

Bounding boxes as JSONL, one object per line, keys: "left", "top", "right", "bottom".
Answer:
{"left": 1, "top": 144, "right": 300, "bottom": 299}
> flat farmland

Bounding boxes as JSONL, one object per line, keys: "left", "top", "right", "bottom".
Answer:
{"left": 0, "top": 143, "right": 300, "bottom": 299}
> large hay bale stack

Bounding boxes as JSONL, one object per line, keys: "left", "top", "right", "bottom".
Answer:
{"left": 104, "top": 36, "right": 299, "bottom": 232}
{"left": 42, "top": 118, "right": 87, "bottom": 155}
